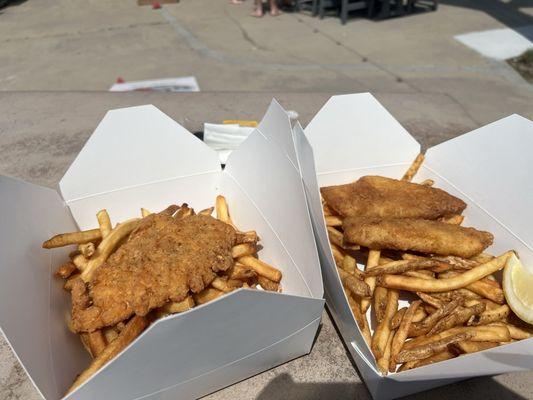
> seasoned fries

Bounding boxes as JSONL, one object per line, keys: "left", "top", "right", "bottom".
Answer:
{"left": 321, "top": 155, "right": 532, "bottom": 374}
{"left": 43, "top": 196, "right": 283, "bottom": 395}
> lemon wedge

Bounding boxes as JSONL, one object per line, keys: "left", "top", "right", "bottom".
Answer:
{"left": 503, "top": 253, "right": 533, "bottom": 324}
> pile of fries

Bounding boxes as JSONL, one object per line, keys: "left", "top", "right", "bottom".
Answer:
{"left": 43, "top": 196, "right": 282, "bottom": 394}
{"left": 323, "top": 155, "right": 533, "bottom": 374}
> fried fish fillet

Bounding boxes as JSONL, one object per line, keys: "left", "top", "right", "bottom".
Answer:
{"left": 71, "top": 213, "right": 236, "bottom": 332}
{"left": 321, "top": 176, "right": 466, "bottom": 219}
{"left": 343, "top": 217, "right": 493, "bottom": 258}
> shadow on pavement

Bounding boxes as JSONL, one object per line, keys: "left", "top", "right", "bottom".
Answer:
{"left": 0, "top": 0, "right": 27, "bottom": 10}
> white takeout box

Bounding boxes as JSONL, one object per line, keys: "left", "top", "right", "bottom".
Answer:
{"left": 0, "top": 101, "right": 325, "bottom": 400}
{"left": 299, "top": 93, "right": 533, "bottom": 399}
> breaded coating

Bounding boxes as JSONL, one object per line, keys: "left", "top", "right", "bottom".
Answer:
{"left": 71, "top": 213, "right": 236, "bottom": 332}
{"left": 343, "top": 217, "right": 493, "bottom": 258}
{"left": 321, "top": 176, "right": 466, "bottom": 219}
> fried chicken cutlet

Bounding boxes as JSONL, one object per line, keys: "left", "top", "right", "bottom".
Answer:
{"left": 321, "top": 176, "right": 466, "bottom": 219}
{"left": 343, "top": 216, "right": 493, "bottom": 258}
{"left": 71, "top": 213, "right": 236, "bottom": 332}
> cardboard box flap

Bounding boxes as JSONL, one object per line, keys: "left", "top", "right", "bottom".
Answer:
{"left": 425, "top": 114, "right": 533, "bottom": 261}
{"left": 257, "top": 99, "right": 298, "bottom": 168}
{"left": 60, "top": 105, "right": 221, "bottom": 204}
{"left": 224, "top": 130, "right": 322, "bottom": 298}
{"left": 305, "top": 93, "right": 420, "bottom": 175}
{"left": 0, "top": 176, "right": 88, "bottom": 400}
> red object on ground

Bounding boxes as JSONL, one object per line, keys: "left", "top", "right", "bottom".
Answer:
{"left": 152, "top": 2, "right": 161, "bottom": 9}
{"left": 116, "top": 77, "right": 125, "bottom": 84}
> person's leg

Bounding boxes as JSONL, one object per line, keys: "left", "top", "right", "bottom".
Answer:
{"left": 269, "top": 0, "right": 281, "bottom": 15}
{"left": 251, "top": 0, "right": 263, "bottom": 16}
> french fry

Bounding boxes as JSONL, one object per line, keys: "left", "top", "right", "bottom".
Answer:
{"left": 211, "top": 277, "right": 235, "bottom": 293}
{"left": 371, "top": 289, "right": 399, "bottom": 359}
{"left": 408, "top": 297, "right": 463, "bottom": 337}
{"left": 427, "top": 302, "right": 485, "bottom": 336}
{"left": 377, "top": 252, "right": 512, "bottom": 293}
{"left": 68, "top": 315, "right": 148, "bottom": 394}
{"left": 216, "top": 195, "right": 236, "bottom": 227}
{"left": 160, "top": 204, "right": 180, "bottom": 216}
{"left": 327, "top": 226, "right": 344, "bottom": 248}
{"left": 71, "top": 254, "right": 88, "bottom": 270}
{"left": 175, "top": 204, "right": 195, "bottom": 219}
{"left": 80, "top": 218, "right": 141, "bottom": 282}
{"left": 440, "top": 214, "right": 464, "bottom": 225}
{"left": 347, "top": 293, "right": 372, "bottom": 346}
{"left": 390, "top": 307, "right": 427, "bottom": 330}
{"left": 231, "top": 243, "right": 256, "bottom": 258}
{"left": 194, "top": 288, "right": 224, "bottom": 305}
{"left": 390, "top": 300, "right": 421, "bottom": 371}
{"left": 404, "top": 270, "right": 435, "bottom": 279}
{"left": 229, "top": 263, "right": 257, "bottom": 280}
{"left": 403, "top": 325, "right": 511, "bottom": 350}
{"left": 439, "top": 270, "right": 505, "bottom": 304}
{"left": 235, "top": 230, "right": 259, "bottom": 244}
{"left": 325, "top": 215, "right": 343, "bottom": 227}
{"left": 102, "top": 326, "right": 119, "bottom": 344}
{"left": 491, "top": 322, "right": 533, "bottom": 340}
{"left": 238, "top": 256, "right": 282, "bottom": 283}
{"left": 402, "top": 153, "right": 425, "bottom": 182}
{"left": 419, "top": 179, "right": 434, "bottom": 186}
{"left": 364, "top": 259, "right": 441, "bottom": 277}
{"left": 341, "top": 254, "right": 362, "bottom": 279}
{"left": 257, "top": 276, "right": 280, "bottom": 292}
{"left": 362, "top": 250, "right": 381, "bottom": 313}
{"left": 55, "top": 261, "right": 77, "bottom": 279}
{"left": 338, "top": 267, "right": 371, "bottom": 298}
{"left": 373, "top": 286, "right": 389, "bottom": 324}
{"left": 82, "top": 330, "right": 107, "bottom": 358}
{"left": 157, "top": 296, "right": 195, "bottom": 317}
{"left": 468, "top": 305, "right": 510, "bottom": 326}
{"left": 141, "top": 208, "right": 152, "bottom": 217}
{"left": 377, "top": 331, "right": 395, "bottom": 375}
{"left": 78, "top": 242, "right": 95, "bottom": 258}
{"left": 399, "top": 350, "right": 455, "bottom": 371}
{"left": 330, "top": 243, "right": 345, "bottom": 267}
{"left": 42, "top": 228, "right": 102, "bottom": 249}
{"left": 396, "top": 331, "right": 473, "bottom": 363}
{"left": 416, "top": 292, "right": 444, "bottom": 309}
{"left": 470, "top": 253, "right": 494, "bottom": 264}
{"left": 96, "top": 209, "right": 112, "bottom": 238}
{"left": 451, "top": 340, "right": 498, "bottom": 354}
{"left": 198, "top": 207, "right": 214, "bottom": 216}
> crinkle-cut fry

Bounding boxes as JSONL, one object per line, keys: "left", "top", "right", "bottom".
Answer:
{"left": 362, "top": 250, "right": 381, "bottom": 313}
{"left": 377, "top": 330, "right": 395, "bottom": 375}
{"left": 338, "top": 267, "right": 371, "bottom": 298}
{"left": 330, "top": 243, "right": 345, "bottom": 267}
{"left": 102, "top": 326, "right": 119, "bottom": 344}
{"left": 371, "top": 289, "right": 399, "bottom": 359}
{"left": 55, "top": 261, "right": 77, "bottom": 279}
{"left": 229, "top": 263, "right": 257, "bottom": 280}
{"left": 211, "top": 277, "right": 236, "bottom": 293}
{"left": 194, "top": 288, "right": 224, "bottom": 305}
{"left": 420, "top": 179, "right": 434, "bottom": 186}
{"left": 491, "top": 322, "right": 533, "bottom": 340}
{"left": 327, "top": 226, "right": 344, "bottom": 248}
{"left": 78, "top": 242, "right": 95, "bottom": 258}
{"left": 402, "top": 153, "right": 425, "bottom": 182}
{"left": 238, "top": 256, "right": 282, "bottom": 283}
{"left": 403, "top": 325, "right": 511, "bottom": 350}
{"left": 231, "top": 243, "right": 256, "bottom": 258}
{"left": 377, "top": 252, "right": 512, "bottom": 293}
{"left": 257, "top": 275, "right": 280, "bottom": 292}
{"left": 346, "top": 292, "right": 372, "bottom": 347}
{"left": 96, "top": 209, "right": 112, "bottom": 238}
{"left": 325, "top": 215, "right": 343, "bottom": 227}
{"left": 198, "top": 207, "right": 215, "bottom": 216}
{"left": 42, "top": 228, "right": 102, "bottom": 249}
{"left": 399, "top": 350, "right": 456, "bottom": 371}
{"left": 468, "top": 305, "right": 510, "bottom": 326}
{"left": 409, "top": 297, "right": 463, "bottom": 337}
{"left": 71, "top": 254, "right": 88, "bottom": 270}
{"left": 364, "top": 259, "right": 441, "bottom": 277}
{"left": 391, "top": 307, "right": 426, "bottom": 330}
{"left": 416, "top": 292, "right": 444, "bottom": 309}
{"left": 67, "top": 315, "right": 148, "bottom": 395}
{"left": 141, "top": 208, "right": 152, "bottom": 218}
{"left": 451, "top": 340, "right": 498, "bottom": 354}
{"left": 440, "top": 214, "right": 465, "bottom": 225}
{"left": 396, "top": 331, "right": 473, "bottom": 363}
{"left": 80, "top": 218, "right": 141, "bottom": 282}
{"left": 390, "top": 300, "right": 421, "bottom": 371}
{"left": 427, "top": 303, "right": 486, "bottom": 336}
